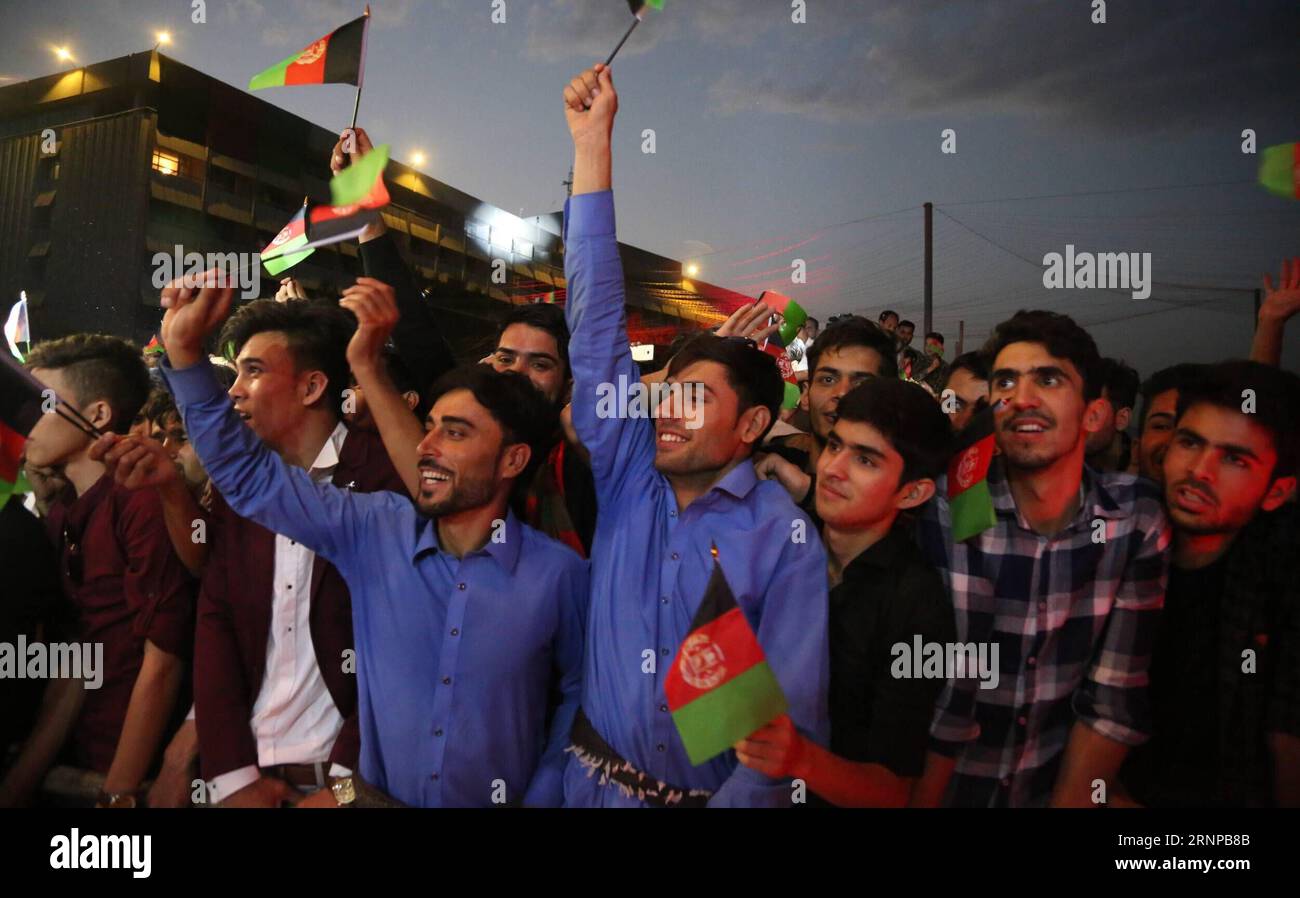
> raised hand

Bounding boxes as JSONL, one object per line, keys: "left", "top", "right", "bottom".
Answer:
{"left": 274, "top": 277, "right": 307, "bottom": 303}
{"left": 563, "top": 63, "right": 618, "bottom": 147}
{"left": 1262, "top": 257, "right": 1300, "bottom": 323}
{"left": 330, "top": 126, "right": 375, "bottom": 175}
{"left": 159, "top": 269, "right": 235, "bottom": 369}
{"left": 715, "top": 301, "right": 781, "bottom": 345}
{"left": 339, "top": 277, "right": 400, "bottom": 378}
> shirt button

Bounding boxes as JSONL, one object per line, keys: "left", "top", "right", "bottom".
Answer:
{"left": 1001, "top": 777, "right": 1011, "bottom": 788}
{"left": 659, "top": 704, "right": 668, "bottom": 713}
{"left": 1017, "top": 716, "right": 1027, "bottom": 727}
{"left": 656, "top": 744, "right": 666, "bottom": 752}
{"left": 430, "top": 773, "right": 439, "bottom": 781}
{"left": 458, "top": 583, "right": 466, "bottom": 591}
{"left": 671, "top": 552, "right": 679, "bottom": 561}
{"left": 669, "top": 510, "right": 677, "bottom": 518}
{"left": 434, "top": 729, "right": 443, "bottom": 737}
{"left": 660, "top": 597, "right": 668, "bottom": 605}
{"left": 660, "top": 648, "right": 669, "bottom": 657}
{"left": 450, "top": 628, "right": 459, "bottom": 636}
{"left": 1027, "top": 656, "right": 1036, "bottom": 667}
{"left": 442, "top": 677, "right": 451, "bottom": 685}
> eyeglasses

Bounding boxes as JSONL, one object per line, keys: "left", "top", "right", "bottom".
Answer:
{"left": 62, "top": 524, "right": 83, "bottom": 587}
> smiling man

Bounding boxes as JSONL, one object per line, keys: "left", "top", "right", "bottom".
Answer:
{"left": 560, "top": 63, "right": 828, "bottom": 807}
{"left": 130, "top": 274, "right": 587, "bottom": 808}
{"left": 912, "top": 309, "right": 1171, "bottom": 808}
{"left": 1122, "top": 360, "right": 1300, "bottom": 806}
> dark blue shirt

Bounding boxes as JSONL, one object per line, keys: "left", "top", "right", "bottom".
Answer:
{"left": 162, "top": 358, "right": 588, "bottom": 807}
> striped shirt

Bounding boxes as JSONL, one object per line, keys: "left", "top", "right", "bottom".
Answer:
{"left": 917, "top": 458, "right": 1170, "bottom": 807}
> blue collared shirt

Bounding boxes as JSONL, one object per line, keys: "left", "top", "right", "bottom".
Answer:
{"left": 161, "top": 358, "right": 588, "bottom": 808}
{"left": 561, "top": 190, "right": 831, "bottom": 807}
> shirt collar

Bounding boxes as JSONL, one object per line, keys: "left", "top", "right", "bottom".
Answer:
{"left": 987, "top": 457, "right": 1129, "bottom": 535}
{"left": 308, "top": 421, "right": 349, "bottom": 477}
{"left": 712, "top": 460, "right": 760, "bottom": 501}
{"left": 411, "top": 508, "right": 523, "bottom": 574}
{"left": 839, "top": 522, "right": 910, "bottom": 582}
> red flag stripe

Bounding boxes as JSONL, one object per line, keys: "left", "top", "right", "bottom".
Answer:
{"left": 663, "top": 606, "right": 767, "bottom": 710}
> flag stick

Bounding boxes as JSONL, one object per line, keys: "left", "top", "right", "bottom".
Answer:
{"left": 349, "top": 85, "right": 363, "bottom": 131}
{"left": 605, "top": 15, "right": 641, "bottom": 66}
{"left": 350, "top": 5, "right": 371, "bottom": 131}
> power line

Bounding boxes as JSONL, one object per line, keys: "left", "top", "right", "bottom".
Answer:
{"left": 935, "top": 179, "right": 1255, "bottom": 208}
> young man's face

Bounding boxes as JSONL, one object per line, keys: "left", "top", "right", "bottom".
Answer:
{"left": 491, "top": 324, "right": 566, "bottom": 405}
{"left": 879, "top": 316, "right": 898, "bottom": 334}
{"left": 990, "top": 341, "right": 1101, "bottom": 471}
{"left": 1139, "top": 388, "right": 1179, "bottom": 483}
{"left": 24, "top": 368, "right": 99, "bottom": 468}
{"left": 654, "top": 360, "right": 760, "bottom": 477}
{"left": 1085, "top": 386, "right": 1133, "bottom": 457}
{"left": 896, "top": 323, "right": 914, "bottom": 348}
{"left": 814, "top": 417, "right": 911, "bottom": 531}
{"left": 150, "top": 412, "right": 206, "bottom": 489}
{"left": 229, "top": 331, "right": 328, "bottom": 452}
{"left": 803, "top": 345, "right": 890, "bottom": 444}
{"left": 944, "top": 367, "right": 989, "bottom": 433}
{"left": 1162, "top": 402, "right": 1292, "bottom": 535}
{"left": 415, "top": 388, "right": 521, "bottom": 517}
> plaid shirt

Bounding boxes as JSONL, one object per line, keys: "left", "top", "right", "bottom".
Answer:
{"left": 917, "top": 458, "right": 1170, "bottom": 807}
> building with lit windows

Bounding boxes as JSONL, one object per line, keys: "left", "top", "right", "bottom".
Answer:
{"left": 0, "top": 50, "right": 744, "bottom": 359}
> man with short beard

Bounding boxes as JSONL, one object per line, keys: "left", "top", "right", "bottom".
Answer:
{"left": 911, "top": 310, "right": 1171, "bottom": 808}
{"left": 1122, "top": 360, "right": 1300, "bottom": 806}
{"left": 560, "top": 63, "right": 828, "bottom": 807}
{"left": 122, "top": 273, "right": 587, "bottom": 808}
{"left": 1134, "top": 363, "right": 1207, "bottom": 485}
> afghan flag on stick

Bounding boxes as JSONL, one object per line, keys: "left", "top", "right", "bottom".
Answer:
{"left": 757, "top": 291, "right": 803, "bottom": 409}
{"left": 261, "top": 202, "right": 314, "bottom": 276}
{"left": 248, "top": 13, "right": 369, "bottom": 90}
{"left": 947, "top": 403, "right": 998, "bottom": 541}
{"left": 606, "top": 0, "right": 664, "bottom": 65}
{"left": 758, "top": 290, "right": 808, "bottom": 346}
{"left": 665, "top": 555, "right": 788, "bottom": 766}
{"left": 1258, "top": 142, "right": 1299, "bottom": 200}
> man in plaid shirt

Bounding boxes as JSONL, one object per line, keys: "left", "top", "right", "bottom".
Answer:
{"left": 912, "top": 310, "right": 1170, "bottom": 808}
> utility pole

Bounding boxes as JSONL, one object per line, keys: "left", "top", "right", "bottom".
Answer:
{"left": 957, "top": 319, "right": 965, "bottom": 356}
{"left": 923, "top": 202, "right": 933, "bottom": 336}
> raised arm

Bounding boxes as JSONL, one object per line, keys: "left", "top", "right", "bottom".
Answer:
{"left": 333, "top": 127, "right": 456, "bottom": 391}
{"left": 339, "top": 277, "right": 426, "bottom": 500}
{"left": 1251, "top": 257, "right": 1300, "bottom": 367}
{"left": 562, "top": 64, "right": 656, "bottom": 504}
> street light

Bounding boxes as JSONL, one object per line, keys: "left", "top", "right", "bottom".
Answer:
{"left": 410, "top": 151, "right": 427, "bottom": 168}
{"left": 685, "top": 263, "right": 699, "bottom": 277}
{"left": 53, "top": 45, "right": 74, "bottom": 64}
{"left": 155, "top": 31, "right": 172, "bottom": 48}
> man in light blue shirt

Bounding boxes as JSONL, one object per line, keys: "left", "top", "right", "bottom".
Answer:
{"left": 112, "top": 275, "right": 588, "bottom": 808}
{"left": 559, "top": 64, "right": 830, "bottom": 807}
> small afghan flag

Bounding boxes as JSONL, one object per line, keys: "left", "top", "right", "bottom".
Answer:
{"left": 329, "top": 142, "right": 390, "bottom": 207}
{"left": 759, "top": 290, "right": 808, "bottom": 346}
{"left": 665, "top": 558, "right": 788, "bottom": 766}
{"left": 629, "top": 0, "right": 665, "bottom": 16}
{"left": 261, "top": 204, "right": 314, "bottom": 276}
{"left": 143, "top": 334, "right": 165, "bottom": 356}
{"left": 248, "top": 14, "right": 369, "bottom": 91}
{"left": 1258, "top": 142, "right": 1299, "bottom": 200}
{"left": 947, "top": 404, "right": 997, "bottom": 541}
{"left": 0, "top": 420, "right": 30, "bottom": 512}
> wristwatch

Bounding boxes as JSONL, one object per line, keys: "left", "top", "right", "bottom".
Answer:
{"left": 330, "top": 776, "right": 357, "bottom": 807}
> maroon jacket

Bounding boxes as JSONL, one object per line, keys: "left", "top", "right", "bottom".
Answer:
{"left": 46, "top": 475, "right": 195, "bottom": 774}
{"left": 194, "top": 425, "right": 405, "bottom": 782}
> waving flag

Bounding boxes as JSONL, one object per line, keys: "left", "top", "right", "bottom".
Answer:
{"left": 249, "top": 14, "right": 368, "bottom": 90}
{"left": 261, "top": 204, "right": 315, "bottom": 276}
{"left": 0, "top": 421, "right": 29, "bottom": 512}
{"left": 5, "top": 293, "right": 29, "bottom": 361}
{"left": 665, "top": 557, "right": 788, "bottom": 766}
{"left": 947, "top": 404, "right": 998, "bottom": 541}
{"left": 1258, "top": 142, "right": 1299, "bottom": 200}
{"left": 757, "top": 291, "right": 803, "bottom": 409}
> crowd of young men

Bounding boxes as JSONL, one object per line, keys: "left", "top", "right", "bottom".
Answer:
{"left": 2, "top": 64, "right": 1298, "bottom": 808}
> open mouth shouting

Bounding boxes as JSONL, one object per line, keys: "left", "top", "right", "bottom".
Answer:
{"left": 1171, "top": 479, "right": 1216, "bottom": 514}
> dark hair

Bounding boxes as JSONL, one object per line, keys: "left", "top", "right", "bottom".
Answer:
{"left": 944, "top": 351, "right": 989, "bottom": 385}
{"left": 808, "top": 317, "right": 898, "bottom": 380}
{"left": 496, "top": 303, "right": 570, "bottom": 379}
{"left": 1099, "top": 358, "right": 1140, "bottom": 411}
{"left": 925, "top": 332, "right": 944, "bottom": 344}
{"left": 805, "top": 317, "right": 819, "bottom": 329}
{"left": 835, "top": 377, "right": 953, "bottom": 485}
{"left": 1140, "top": 363, "right": 1206, "bottom": 427}
{"left": 981, "top": 309, "right": 1103, "bottom": 401}
{"left": 143, "top": 386, "right": 178, "bottom": 426}
{"left": 427, "top": 364, "right": 558, "bottom": 464}
{"left": 1174, "top": 359, "right": 1300, "bottom": 479}
{"left": 666, "top": 334, "right": 784, "bottom": 447}
{"left": 218, "top": 299, "right": 354, "bottom": 417}
{"left": 211, "top": 361, "right": 237, "bottom": 392}
{"left": 898, "top": 319, "right": 916, "bottom": 331}
{"left": 26, "top": 334, "right": 151, "bottom": 435}
{"left": 878, "top": 310, "right": 899, "bottom": 324}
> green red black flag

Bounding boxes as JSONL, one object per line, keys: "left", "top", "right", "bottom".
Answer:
{"left": 664, "top": 558, "right": 788, "bottom": 766}
{"left": 1258, "top": 142, "right": 1299, "bottom": 200}
{"left": 248, "top": 13, "right": 369, "bottom": 90}
{"left": 947, "top": 402, "right": 998, "bottom": 541}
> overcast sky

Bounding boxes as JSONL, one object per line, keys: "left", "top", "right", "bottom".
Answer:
{"left": 3, "top": 0, "right": 1298, "bottom": 370}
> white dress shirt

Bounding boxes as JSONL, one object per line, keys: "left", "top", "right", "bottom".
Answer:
{"left": 208, "top": 422, "right": 351, "bottom": 801}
